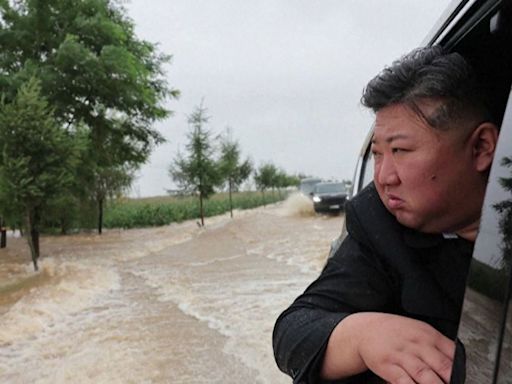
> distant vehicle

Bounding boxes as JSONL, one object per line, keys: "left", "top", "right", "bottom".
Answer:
{"left": 311, "top": 182, "right": 348, "bottom": 213}
{"left": 299, "top": 178, "right": 322, "bottom": 196}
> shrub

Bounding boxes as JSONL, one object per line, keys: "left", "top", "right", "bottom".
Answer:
{"left": 103, "top": 191, "right": 285, "bottom": 229}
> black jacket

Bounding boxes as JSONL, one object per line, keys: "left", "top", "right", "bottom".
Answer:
{"left": 272, "top": 183, "right": 473, "bottom": 383}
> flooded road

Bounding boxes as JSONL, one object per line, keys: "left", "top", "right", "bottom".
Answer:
{"left": 0, "top": 195, "right": 343, "bottom": 383}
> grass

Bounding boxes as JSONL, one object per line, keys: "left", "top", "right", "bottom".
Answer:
{"left": 103, "top": 190, "right": 286, "bottom": 229}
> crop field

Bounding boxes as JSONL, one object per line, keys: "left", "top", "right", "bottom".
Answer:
{"left": 103, "top": 191, "right": 287, "bottom": 228}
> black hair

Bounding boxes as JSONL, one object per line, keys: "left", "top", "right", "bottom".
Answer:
{"left": 361, "top": 46, "right": 493, "bottom": 130}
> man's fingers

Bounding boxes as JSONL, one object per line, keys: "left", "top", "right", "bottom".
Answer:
{"left": 355, "top": 314, "right": 457, "bottom": 383}
{"left": 391, "top": 348, "right": 451, "bottom": 384}
{"left": 416, "top": 332, "right": 455, "bottom": 383}
{"left": 434, "top": 334, "right": 456, "bottom": 361}
{"left": 382, "top": 363, "right": 445, "bottom": 384}
{"left": 400, "top": 355, "right": 446, "bottom": 384}
{"left": 419, "top": 345, "right": 453, "bottom": 383}
{"left": 378, "top": 364, "right": 416, "bottom": 384}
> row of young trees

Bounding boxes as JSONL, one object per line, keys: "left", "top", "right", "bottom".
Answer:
{"left": 254, "top": 163, "right": 301, "bottom": 196}
{"left": 0, "top": 0, "right": 177, "bottom": 270}
{"left": 0, "top": 1, "right": 304, "bottom": 270}
{"left": 169, "top": 103, "right": 300, "bottom": 226}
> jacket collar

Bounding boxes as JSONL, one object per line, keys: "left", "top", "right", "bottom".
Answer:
{"left": 403, "top": 228, "right": 445, "bottom": 248}
{"left": 403, "top": 227, "right": 474, "bottom": 252}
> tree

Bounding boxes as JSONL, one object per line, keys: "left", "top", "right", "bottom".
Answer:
{"left": 274, "top": 169, "right": 301, "bottom": 196}
{"left": 169, "top": 103, "right": 220, "bottom": 226}
{"left": 0, "top": 78, "right": 78, "bottom": 271}
{"left": 254, "top": 163, "right": 279, "bottom": 202}
{"left": 218, "top": 131, "right": 252, "bottom": 218}
{"left": 0, "top": 0, "right": 178, "bottom": 232}
{"left": 254, "top": 164, "right": 300, "bottom": 202}
{"left": 92, "top": 164, "right": 134, "bottom": 234}
{"left": 494, "top": 156, "right": 512, "bottom": 271}
{"left": 286, "top": 173, "right": 301, "bottom": 188}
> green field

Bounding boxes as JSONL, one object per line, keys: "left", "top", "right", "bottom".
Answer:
{"left": 103, "top": 191, "right": 286, "bottom": 229}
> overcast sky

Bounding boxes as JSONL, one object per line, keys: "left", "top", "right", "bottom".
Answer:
{"left": 124, "top": 0, "right": 452, "bottom": 197}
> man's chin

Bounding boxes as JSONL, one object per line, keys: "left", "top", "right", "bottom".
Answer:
{"left": 381, "top": 199, "right": 431, "bottom": 231}
{"left": 393, "top": 212, "right": 422, "bottom": 231}
{"left": 394, "top": 213, "right": 443, "bottom": 234}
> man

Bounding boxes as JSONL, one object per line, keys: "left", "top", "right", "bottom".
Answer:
{"left": 273, "top": 46, "right": 500, "bottom": 383}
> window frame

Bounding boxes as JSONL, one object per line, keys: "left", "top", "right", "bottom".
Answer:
{"left": 348, "top": 0, "right": 512, "bottom": 381}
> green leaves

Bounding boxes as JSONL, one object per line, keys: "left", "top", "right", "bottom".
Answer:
{"left": 0, "top": 0, "right": 179, "bottom": 235}
{"left": 254, "top": 163, "right": 278, "bottom": 191}
{"left": 170, "top": 103, "right": 220, "bottom": 199}
{"left": 0, "top": 0, "right": 177, "bottom": 163}
{"left": 254, "top": 163, "right": 300, "bottom": 192}
{"left": 0, "top": 78, "right": 77, "bottom": 207}
{"left": 218, "top": 134, "right": 252, "bottom": 190}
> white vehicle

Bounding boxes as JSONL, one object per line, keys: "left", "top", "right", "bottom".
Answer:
{"left": 299, "top": 177, "right": 322, "bottom": 197}
{"left": 337, "top": 0, "right": 512, "bottom": 382}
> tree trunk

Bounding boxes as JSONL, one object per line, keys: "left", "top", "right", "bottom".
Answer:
{"left": 229, "top": 180, "right": 233, "bottom": 218}
{"left": 199, "top": 193, "right": 205, "bottom": 227}
{"left": 60, "top": 218, "right": 67, "bottom": 235}
{"left": 0, "top": 216, "right": 6, "bottom": 248}
{"left": 25, "top": 209, "right": 39, "bottom": 271}
{"left": 31, "top": 225, "right": 40, "bottom": 258}
{"left": 0, "top": 229, "right": 5, "bottom": 248}
{"left": 98, "top": 197, "right": 104, "bottom": 235}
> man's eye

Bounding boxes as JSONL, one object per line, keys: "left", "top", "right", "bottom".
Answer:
{"left": 391, "top": 148, "right": 406, "bottom": 154}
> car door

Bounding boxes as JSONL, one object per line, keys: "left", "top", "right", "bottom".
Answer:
{"left": 344, "top": 0, "right": 512, "bottom": 379}
{"left": 450, "top": 85, "right": 512, "bottom": 383}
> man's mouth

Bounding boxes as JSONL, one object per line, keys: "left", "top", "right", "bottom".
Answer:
{"left": 386, "top": 194, "right": 404, "bottom": 209}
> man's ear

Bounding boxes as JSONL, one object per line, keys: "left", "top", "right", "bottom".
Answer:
{"left": 470, "top": 122, "right": 499, "bottom": 172}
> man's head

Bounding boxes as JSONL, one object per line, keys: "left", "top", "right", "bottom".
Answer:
{"left": 362, "top": 46, "right": 499, "bottom": 240}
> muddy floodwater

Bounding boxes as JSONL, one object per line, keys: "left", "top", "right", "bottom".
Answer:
{"left": 0, "top": 194, "right": 343, "bottom": 383}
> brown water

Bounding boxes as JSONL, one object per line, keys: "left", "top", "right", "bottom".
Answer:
{"left": 0, "top": 194, "right": 343, "bottom": 383}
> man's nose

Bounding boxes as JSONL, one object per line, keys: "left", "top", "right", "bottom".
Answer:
{"left": 376, "top": 155, "right": 399, "bottom": 186}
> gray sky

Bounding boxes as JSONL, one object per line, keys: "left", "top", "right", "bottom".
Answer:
{"left": 125, "top": 0, "right": 452, "bottom": 197}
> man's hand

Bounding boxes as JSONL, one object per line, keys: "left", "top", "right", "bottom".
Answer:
{"left": 321, "top": 312, "right": 455, "bottom": 383}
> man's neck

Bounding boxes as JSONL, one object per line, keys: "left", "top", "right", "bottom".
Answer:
{"left": 455, "top": 220, "right": 480, "bottom": 242}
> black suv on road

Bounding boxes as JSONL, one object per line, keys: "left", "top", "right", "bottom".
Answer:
{"left": 311, "top": 182, "right": 348, "bottom": 214}
{"left": 344, "top": 0, "right": 512, "bottom": 382}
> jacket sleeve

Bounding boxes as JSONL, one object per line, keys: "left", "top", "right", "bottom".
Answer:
{"left": 272, "top": 230, "right": 395, "bottom": 383}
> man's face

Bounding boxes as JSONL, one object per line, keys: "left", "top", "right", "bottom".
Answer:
{"left": 371, "top": 102, "right": 483, "bottom": 234}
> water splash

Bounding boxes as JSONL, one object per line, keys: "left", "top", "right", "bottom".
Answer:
{"left": 278, "top": 192, "right": 315, "bottom": 217}
{"left": 0, "top": 258, "right": 120, "bottom": 345}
